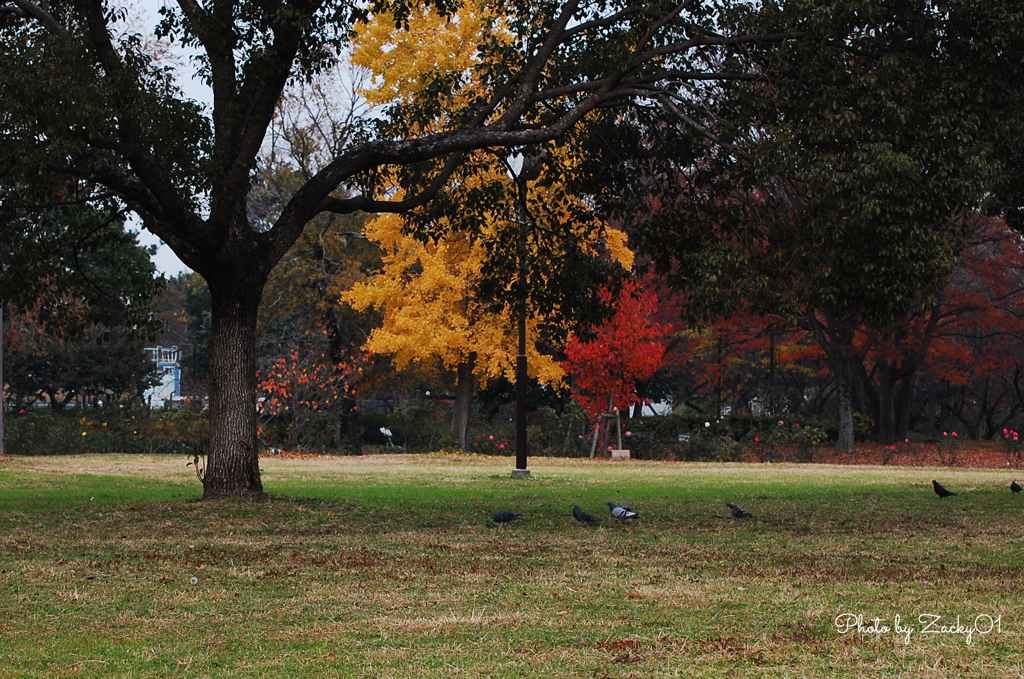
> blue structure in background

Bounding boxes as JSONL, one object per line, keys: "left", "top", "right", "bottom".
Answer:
{"left": 144, "top": 346, "right": 181, "bottom": 408}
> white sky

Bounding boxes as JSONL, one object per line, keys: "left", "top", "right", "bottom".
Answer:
{"left": 136, "top": 227, "right": 189, "bottom": 277}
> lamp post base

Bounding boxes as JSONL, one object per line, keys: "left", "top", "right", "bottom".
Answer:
{"left": 510, "top": 469, "right": 532, "bottom": 479}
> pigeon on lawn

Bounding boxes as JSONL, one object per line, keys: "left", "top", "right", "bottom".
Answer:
{"left": 932, "top": 480, "right": 956, "bottom": 498}
{"left": 606, "top": 502, "right": 638, "bottom": 523}
{"left": 572, "top": 505, "right": 601, "bottom": 525}
{"left": 1011, "top": 480, "right": 1022, "bottom": 494}
{"left": 727, "top": 502, "right": 753, "bottom": 519}
{"left": 490, "top": 511, "right": 524, "bottom": 524}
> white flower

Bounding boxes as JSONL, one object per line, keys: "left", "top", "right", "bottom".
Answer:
{"left": 190, "top": 576, "right": 198, "bottom": 585}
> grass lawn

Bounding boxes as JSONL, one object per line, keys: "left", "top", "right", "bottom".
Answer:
{"left": 1, "top": 453, "right": 1023, "bottom": 677}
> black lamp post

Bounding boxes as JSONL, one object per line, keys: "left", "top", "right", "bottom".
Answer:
{"left": 509, "top": 153, "right": 542, "bottom": 478}
{"left": 514, "top": 204, "right": 529, "bottom": 475}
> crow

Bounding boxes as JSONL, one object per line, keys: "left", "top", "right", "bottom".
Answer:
{"left": 1011, "top": 480, "right": 1022, "bottom": 494}
{"left": 932, "top": 480, "right": 956, "bottom": 498}
{"left": 606, "top": 502, "right": 638, "bottom": 522}
{"left": 727, "top": 502, "right": 753, "bottom": 519}
{"left": 572, "top": 505, "right": 601, "bottom": 525}
{"left": 490, "top": 511, "right": 524, "bottom": 523}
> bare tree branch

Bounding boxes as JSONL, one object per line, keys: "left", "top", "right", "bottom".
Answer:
{"left": 10, "top": 0, "right": 67, "bottom": 36}
{"left": 656, "top": 93, "right": 750, "bottom": 159}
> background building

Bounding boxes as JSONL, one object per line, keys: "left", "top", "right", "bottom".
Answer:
{"left": 144, "top": 346, "right": 181, "bottom": 408}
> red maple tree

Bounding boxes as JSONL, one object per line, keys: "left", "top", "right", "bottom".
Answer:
{"left": 564, "top": 280, "right": 669, "bottom": 446}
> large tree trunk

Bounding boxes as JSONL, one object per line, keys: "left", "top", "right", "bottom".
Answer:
{"left": 46, "top": 389, "right": 70, "bottom": 410}
{"left": 202, "top": 278, "right": 265, "bottom": 499}
{"left": 875, "top": 365, "right": 897, "bottom": 445}
{"left": 836, "top": 368, "right": 856, "bottom": 453}
{"left": 808, "top": 311, "right": 858, "bottom": 454}
{"left": 451, "top": 353, "right": 476, "bottom": 450}
{"left": 896, "top": 373, "right": 915, "bottom": 441}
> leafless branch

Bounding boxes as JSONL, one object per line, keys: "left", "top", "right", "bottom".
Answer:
{"left": 10, "top": 0, "right": 67, "bottom": 36}
{"left": 656, "top": 93, "right": 750, "bottom": 159}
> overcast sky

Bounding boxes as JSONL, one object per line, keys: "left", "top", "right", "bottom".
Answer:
{"left": 128, "top": 1, "right": 362, "bottom": 278}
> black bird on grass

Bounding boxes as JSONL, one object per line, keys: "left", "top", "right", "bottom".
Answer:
{"left": 1011, "top": 480, "right": 1022, "bottom": 494}
{"left": 572, "top": 505, "right": 601, "bottom": 525}
{"left": 727, "top": 502, "right": 753, "bottom": 519}
{"left": 932, "top": 480, "right": 957, "bottom": 498}
{"left": 490, "top": 511, "right": 524, "bottom": 524}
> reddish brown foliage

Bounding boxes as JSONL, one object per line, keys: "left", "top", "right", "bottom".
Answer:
{"left": 564, "top": 280, "right": 669, "bottom": 421}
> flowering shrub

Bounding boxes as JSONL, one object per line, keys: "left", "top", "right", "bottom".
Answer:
{"left": 878, "top": 438, "right": 913, "bottom": 465}
{"left": 461, "top": 404, "right": 593, "bottom": 457}
{"left": 1002, "top": 428, "right": 1024, "bottom": 468}
{"left": 938, "top": 430, "right": 960, "bottom": 467}
{"left": 749, "top": 420, "right": 827, "bottom": 462}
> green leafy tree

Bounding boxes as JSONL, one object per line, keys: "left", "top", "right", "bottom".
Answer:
{"left": 0, "top": 188, "right": 163, "bottom": 335}
{"left": 4, "top": 312, "right": 157, "bottom": 409}
{"left": 3, "top": 223, "right": 161, "bottom": 408}
{"left": 625, "top": 0, "right": 995, "bottom": 451}
{"left": 949, "top": 1, "right": 1024, "bottom": 231}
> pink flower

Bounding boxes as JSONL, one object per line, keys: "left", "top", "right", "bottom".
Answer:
{"left": 1005, "top": 428, "right": 1009, "bottom": 434}
{"left": 497, "top": 443, "right": 506, "bottom": 450}
{"left": 754, "top": 436, "right": 761, "bottom": 443}
{"left": 952, "top": 432, "right": 958, "bottom": 438}
{"left": 795, "top": 423, "right": 801, "bottom": 428}
{"left": 778, "top": 420, "right": 784, "bottom": 426}
{"left": 578, "top": 435, "right": 584, "bottom": 439}
{"left": 943, "top": 432, "right": 948, "bottom": 437}
{"left": 890, "top": 445, "right": 896, "bottom": 450}
{"left": 607, "top": 446, "right": 613, "bottom": 451}
{"left": 489, "top": 435, "right": 495, "bottom": 441}
{"left": 905, "top": 439, "right": 909, "bottom": 443}
{"left": 625, "top": 431, "right": 632, "bottom": 437}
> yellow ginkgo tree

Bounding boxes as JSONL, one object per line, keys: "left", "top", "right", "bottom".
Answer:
{"left": 345, "top": 5, "right": 634, "bottom": 450}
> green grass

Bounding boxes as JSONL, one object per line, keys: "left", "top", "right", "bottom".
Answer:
{"left": 1, "top": 453, "right": 1023, "bottom": 677}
